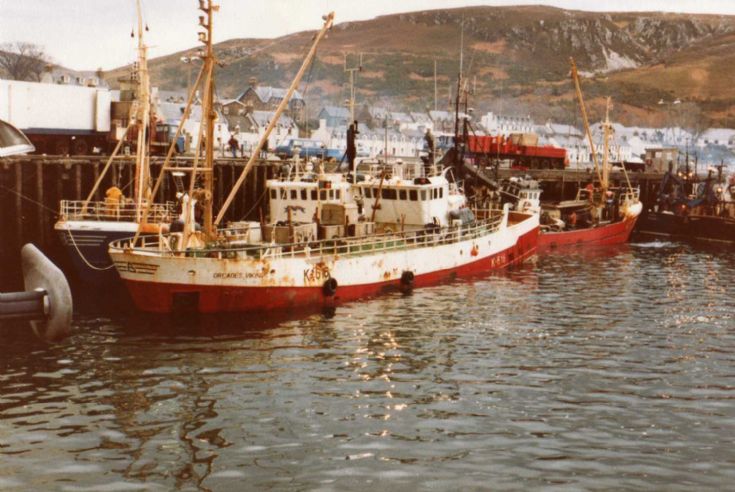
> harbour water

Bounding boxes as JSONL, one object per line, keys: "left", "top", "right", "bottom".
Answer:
{"left": 1, "top": 240, "right": 734, "bottom": 490}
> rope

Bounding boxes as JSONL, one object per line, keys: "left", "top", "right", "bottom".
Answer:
{"left": 65, "top": 228, "right": 116, "bottom": 271}
{"left": 0, "top": 184, "right": 58, "bottom": 215}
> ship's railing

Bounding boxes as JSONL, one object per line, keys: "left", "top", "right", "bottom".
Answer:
{"left": 59, "top": 200, "right": 176, "bottom": 222}
{"left": 114, "top": 209, "right": 509, "bottom": 260}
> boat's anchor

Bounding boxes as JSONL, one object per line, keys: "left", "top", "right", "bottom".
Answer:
{"left": 0, "top": 244, "right": 73, "bottom": 342}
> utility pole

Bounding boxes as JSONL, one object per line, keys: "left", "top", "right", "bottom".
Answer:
{"left": 433, "top": 59, "right": 437, "bottom": 112}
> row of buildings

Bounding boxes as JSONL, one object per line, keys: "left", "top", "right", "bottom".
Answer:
{"left": 21, "top": 66, "right": 735, "bottom": 166}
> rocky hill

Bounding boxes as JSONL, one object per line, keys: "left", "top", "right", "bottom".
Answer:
{"left": 106, "top": 5, "right": 735, "bottom": 128}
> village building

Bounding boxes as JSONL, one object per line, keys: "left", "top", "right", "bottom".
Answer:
{"left": 235, "top": 78, "right": 305, "bottom": 122}
{"left": 535, "top": 121, "right": 589, "bottom": 167}
{"left": 157, "top": 99, "right": 229, "bottom": 155}
{"left": 317, "top": 106, "right": 350, "bottom": 128}
{"left": 233, "top": 110, "right": 296, "bottom": 152}
{"left": 480, "top": 112, "right": 534, "bottom": 135}
{"left": 696, "top": 128, "right": 735, "bottom": 149}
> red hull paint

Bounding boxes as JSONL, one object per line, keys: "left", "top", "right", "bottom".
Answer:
{"left": 123, "top": 227, "right": 539, "bottom": 313}
{"left": 539, "top": 215, "right": 638, "bottom": 250}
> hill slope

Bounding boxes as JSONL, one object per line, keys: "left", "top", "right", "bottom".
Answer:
{"left": 106, "top": 5, "right": 735, "bottom": 128}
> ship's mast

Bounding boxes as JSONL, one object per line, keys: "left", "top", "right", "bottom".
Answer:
{"left": 602, "top": 97, "right": 611, "bottom": 195}
{"left": 570, "top": 58, "right": 603, "bottom": 190}
{"left": 215, "top": 13, "right": 335, "bottom": 227}
{"left": 187, "top": 0, "right": 218, "bottom": 240}
{"left": 133, "top": 0, "right": 151, "bottom": 221}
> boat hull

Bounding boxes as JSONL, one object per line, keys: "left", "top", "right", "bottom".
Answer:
{"left": 112, "top": 216, "right": 539, "bottom": 314}
{"left": 539, "top": 214, "right": 638, "bottom": 250}
{"left": 55, "top": 221, "right": 140, "bottom": 286}
{"left": 635, "top": 211, "right": 735, "bottom": 244}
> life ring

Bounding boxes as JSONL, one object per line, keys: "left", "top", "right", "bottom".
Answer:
{"left": 400, "top": 270, "right": 415, "bottom": 287}
{"left": 322, "top": 277, "right": 338, "bottom": 296}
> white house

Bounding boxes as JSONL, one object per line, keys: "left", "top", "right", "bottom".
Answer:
{"left": 696, "top": 128, "right": 735, "bottom": 149}
{"left": 480, "top": 112, "right": 534, "bottom": 135}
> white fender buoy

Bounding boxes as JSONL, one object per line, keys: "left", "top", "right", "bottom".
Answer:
{"left": 21, "top": 244, "right": 73, "bottom": 342}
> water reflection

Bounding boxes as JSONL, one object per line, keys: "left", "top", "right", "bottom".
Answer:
{"left": 1, "top": 244, "right": 735, "bottom": 490}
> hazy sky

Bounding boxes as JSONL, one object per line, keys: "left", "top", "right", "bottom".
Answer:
{"left": 2, "top": 0, "right": 735, "bottom": 71}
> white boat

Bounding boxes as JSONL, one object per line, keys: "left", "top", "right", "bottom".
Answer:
{"left": 54, "top": 0, "right": 175, "bottom": 285}
{"left": 108, "top": 8, "right": 539, "bottom": 314}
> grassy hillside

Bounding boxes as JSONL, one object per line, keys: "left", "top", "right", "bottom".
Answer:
{"left": 106, "top": 5, "right": 735, "bottom": 128}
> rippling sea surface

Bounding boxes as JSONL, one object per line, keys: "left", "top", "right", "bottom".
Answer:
{"left": 1, "top": 240, "right": 735, "bottom": 491}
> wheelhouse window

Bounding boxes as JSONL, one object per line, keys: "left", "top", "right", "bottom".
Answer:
{"left": 270, "top": 189, "right": 277, "bottom": 199}
{"left": 420, "top": 190, "right": 427, "bottom": 201}
{"left": 399, "top": 189, "right": 407, "bottom": 200}
{"left": 290, "top": 190, "right": 297, "bottom": 200}
{"left": 320, "top": 190, "right": 327, "bottom": 200}
{"left": 301, "top": 189, "right": 307, "bottom": 200}
{"left": 382, "top": 188, "right": 397, "bottom": 200}
{"left": 409, "top": 190, "right": 418, "bottom": 201}
{"left": 335, "top": 190, "right": 341, "bottom": 200}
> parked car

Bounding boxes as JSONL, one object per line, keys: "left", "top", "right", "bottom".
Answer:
{"left": 274, "top": 138, "right": 342, "bottom": 161}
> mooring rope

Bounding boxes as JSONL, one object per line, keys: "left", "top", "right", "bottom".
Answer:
{"left": 65, "top": 228, "right": 116, "bottom": 271}
{"left": 0, "top": 184, "right": 58, "bottom": 215}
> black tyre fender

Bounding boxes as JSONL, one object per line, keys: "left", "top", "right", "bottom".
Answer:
{"left": 322, "top": 277, "right": 338, "bottom": 296}
{"left": 400, "top": 270, "right": 415, "bottom": 286}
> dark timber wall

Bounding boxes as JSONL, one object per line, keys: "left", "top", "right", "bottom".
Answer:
{"left": 0, "top": 156, "right": 275, "bottom": 289}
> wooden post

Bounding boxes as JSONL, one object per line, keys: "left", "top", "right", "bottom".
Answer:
{"left": 230, "top": 164, "right": 236, "bottom": 218}
{"left": 160, "top": 162, "right": 168, "bottom": 202}
{"left": 35, "top": 161, "right": 45, "bottom": 246}
{"left": 112, "top": 163, "right": 119, "bottom": 191}
{"left": 15, "top": 162, "right": 23, "bottom": 247}
{"left": 216, "top": 164, "right": 223, "bottom": 211}
{"left": 93, "top": 162, "right": 101, "bottom": 201}
{"left": 56, "top": 163, "right": 63, "bottom": 210}
{"left": 74, "top": 163, "right": 82, "bottom": 200}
